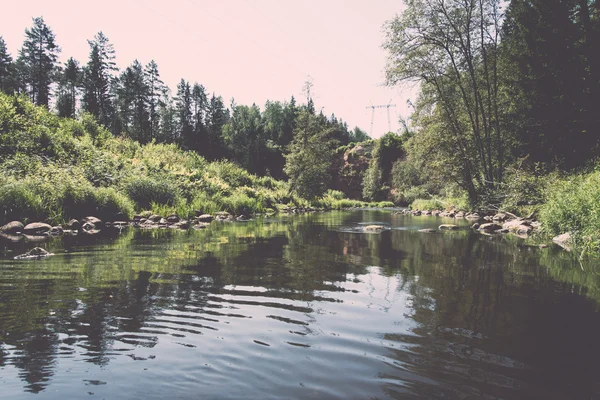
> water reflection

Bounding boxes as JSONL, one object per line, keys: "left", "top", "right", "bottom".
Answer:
{"left": 0, "top": 211, "right": 598, "bottom": 398}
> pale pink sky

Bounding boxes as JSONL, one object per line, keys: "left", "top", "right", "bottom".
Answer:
{"left": 2, "top": 0, "right": 412, "bottom": 137}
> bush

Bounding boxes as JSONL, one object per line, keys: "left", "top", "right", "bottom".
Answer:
{"left": 125, "top": 177, "right": 178, "bottom": 210}
{"left": 94, "top": 187, "right": 134, "bottom": 221}
{"left": 0, "top": 182, "right": 44, "bottom": 224}
{"left": 540, "top": 170, "right": 600, "bottom": 256}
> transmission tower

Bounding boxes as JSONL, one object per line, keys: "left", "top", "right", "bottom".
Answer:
{"left": 366, "top": 101, "right": 397, "bottom": 135}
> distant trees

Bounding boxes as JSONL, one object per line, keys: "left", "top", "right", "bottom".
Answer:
{"left": 285, "top": 109, "right": 340, "bottom": 199}
{"left": 0, "top": 18, "right": 360, "bottom": 196}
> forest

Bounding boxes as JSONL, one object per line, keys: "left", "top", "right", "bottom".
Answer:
{"left": 1, "top": 0, "right": 600, "bottom": 256}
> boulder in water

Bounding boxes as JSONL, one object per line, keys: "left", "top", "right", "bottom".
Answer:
{"left": 14, "top": 247, "right": 54, "bottom": 260}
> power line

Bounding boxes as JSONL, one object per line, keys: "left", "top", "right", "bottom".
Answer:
{"left": 366, "top": 101, "right": 397, "bottom": 135}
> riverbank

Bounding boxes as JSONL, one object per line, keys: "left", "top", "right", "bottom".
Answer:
{"left": 0, "top": 93, "right": 392, "bottom": 228}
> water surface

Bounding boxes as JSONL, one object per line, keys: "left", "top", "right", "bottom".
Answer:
{"left": 1, "top": 210, "right": 599, "bottom": 399}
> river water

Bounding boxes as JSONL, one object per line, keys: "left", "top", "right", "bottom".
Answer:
{"left": 0, "top": 210, "right": 599, "bottom": 399}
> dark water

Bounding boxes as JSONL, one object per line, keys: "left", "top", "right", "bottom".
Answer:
{"left": 0, "top": 210, "right": 599, "bottom": 399}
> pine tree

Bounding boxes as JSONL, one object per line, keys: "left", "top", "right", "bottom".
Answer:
{"left": 0, "top": 36, "right": 15, "bottom": 94}
{"left": 205, "top": 94, "right": 228, "bottom": 159}
{"left": 144, "top": 60, "right": 165, "bottom": 142}
{"left": 56, "top": 57, "right": 81, "bottom": 118}
{"left": 117, "top": 60, "right": 149, "bottom": 141}
{"left": 175, "top": 79, "right": 192, "bottom": 146}
{"left": 17, "top": 17, "right": 60, "bottom": 106}
{"left": 82, "top": 32, "right": 117, "bottom": 129}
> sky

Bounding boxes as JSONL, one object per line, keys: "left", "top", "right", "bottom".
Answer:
{"left": 2, "top": 0, "right": 413, "bottom": 138}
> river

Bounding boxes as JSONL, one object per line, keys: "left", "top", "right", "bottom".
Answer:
{"left": 0, "top": 210, "right": 599, "bottom": 399}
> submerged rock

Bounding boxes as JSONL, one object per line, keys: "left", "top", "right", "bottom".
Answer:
{"left": 14, "top": 247, "right": 54, "bottom": 260}
{"left": 439, "top": 224, "right": 458, "bottom": 230}
{"left": 0, "top": 221, "right": 24, "bottom": 234}
{"left": 479, "top": 223, "right": 503, "bottom": 233}
{"left": 363, "top": 225, "right": 386, "bottom": 232}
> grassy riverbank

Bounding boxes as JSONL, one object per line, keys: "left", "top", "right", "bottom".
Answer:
{"left": 0, "top": 93, "right": 392, "bottom": 225}
{"left": 405, "top": 166, "right": 600, "bottom": 258}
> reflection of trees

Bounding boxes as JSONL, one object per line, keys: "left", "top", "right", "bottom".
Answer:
{"left": 0, "top": 210, "right": 599, "bottom": 396}
{"left": 378, "top": 228, "right": 600, "bottom": 398}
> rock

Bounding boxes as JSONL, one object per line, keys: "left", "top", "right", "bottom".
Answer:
{"left": 196, "top": 214, "right": 214, "bottom": 223}
{"left": 133, "top": 215, "right": 144, "bottom": 222}
{"left": 419, "top": 229, "right": 437, "bottom": 233}
{"left": 81, "top": 222, "right": 96, "bottom": 232}
{"left": 66, "top": 219, "right": 81, "bottom": 230}
{"left": 412, "top": 210, "right": 422, "bottom": 216}
{"left": 147, "top": 215, "right": 162, "bottom": 223}
{"left": 423, "top": 210, "right": 432, "bottom": 216}
{"left": 455, "top": 212, "right": 465, "bottom": 218}
{"left": 364, "top": 225, "right": 386, "bottom": 232}
{"left": 23, "top": 222, "right": 52, "bottom": 235}
{"left": 492, "top": 213, "right": 509, "bottom": 222}
{"left": 49, "top": 226, "right": 64, "bottom": 236}
{"left": 0, "top": 221, "right": 24, "bottom": 234}
{"left": 471, "top": 223, "right": 481, "bottom": 230}
{"left": 478, "top": 223, "right": 503, "bottom": 233}
{"left": 173, "top": 221, "right": 190, "bottom": 229}
{"left": 552, "top": 232, "right": 573, "bottom": 251}
{"left": 432, "top": 210, "right": 441, "bottom": 217}
{"left": 159, "top": 218, "right": 168, "bottom": 225}
{"left": 465, "top": 213, "right": 481, "bottom": 220}
{"left": 112, "top": 221, "right": 129, "bottom": 229}
{"left": 502, "top": 219, "right": 533, "bottom": 235}
{"left": 439, "top": 224, "right": 458, "bottom": 230}
{"left": 14, "top": 247, "right": 53, "bottom": 260}
{"left": 166, "top": 215, "right": 180, "bottom": 223}
{"left": 483, "top": 216, "right": 493, "bottom": 222}
{"left": 0, "top": 232, "right": 23, "bottom": 242}
{"left": 236, "top": 215, "right": 251, "bottom": 221}
{"left": 83, "top": 216, "right": 103, "bottom": 227}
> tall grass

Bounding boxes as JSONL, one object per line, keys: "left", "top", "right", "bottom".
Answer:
{"left": 540, "top": 170, "right": 600, "bottom": 257}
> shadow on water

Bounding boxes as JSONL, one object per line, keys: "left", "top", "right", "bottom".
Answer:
{"left": 0, "top": 210, "right": 598, "bottom": 398}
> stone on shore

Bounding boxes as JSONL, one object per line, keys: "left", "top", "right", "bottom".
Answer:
{"left": 552, "top": 232, "right": 573, "bottom": 251}
{"left": 23, "top": 222, "right": 52, "bottom": 235}
{"left": 478, "top": 223, "right": 503, "bottom": 233}
{"left": 0, "top": 221, "right": 24, "bottom": 234}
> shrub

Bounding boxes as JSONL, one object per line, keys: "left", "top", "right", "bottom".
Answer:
{"left": 94, "top": 187, "right": 134, "bottom": 221}
{"left": 125, "top": 177, "right": 178, "bottom": 210}
{"left": 0, "top": 182, "right": 44, "bottom": 224}
{"left": 540, "top": 170, "right": 600, "bottom": 256}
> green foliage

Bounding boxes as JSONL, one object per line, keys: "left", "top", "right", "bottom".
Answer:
{"left": 540, "top": 170, "right": 600, "bottom": 257}
{"left": 0, "top": 181, "right": 43, "bottom": 224}
{"left": 285, "top": 109, "right": 337, "bottom": 199}
{"left": 125, "top": 177, "right": 178, "bottom": 210}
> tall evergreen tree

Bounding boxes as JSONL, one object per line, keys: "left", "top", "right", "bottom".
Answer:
{"left": 82, "top": 32, "right": 117, "bottom": 129}
{"left": 17, "top": 17, "right": 60, "bottom": 106}
{"left": 144, "top": 60, "right": 165, "bottom": 142}
{"left": 175, "top": 79, "right": 192, "bottom": 146}
{"left": 117, "top": 60, "right": 149, "bottom": 141}
{"left": 56, "top": 57, "right": 81, "bottom": 118}
{"left": 0, "top": 36, "right": 15, "bottom": 94}
{"left": 502, "top": 0, "right": 600, "bottom": 168}
{"left": 205, "top": 93, "right": 229, "bottom": 160}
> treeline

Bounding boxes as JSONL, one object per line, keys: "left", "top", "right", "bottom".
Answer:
{"left": 384, "top": 0, "right": 600, "bottom": 256}
{"left": 0, "top": 17, "right": 369, "bottom": 183}
{"left": 385, "top": 0, "right": 600, "bottom": 207}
